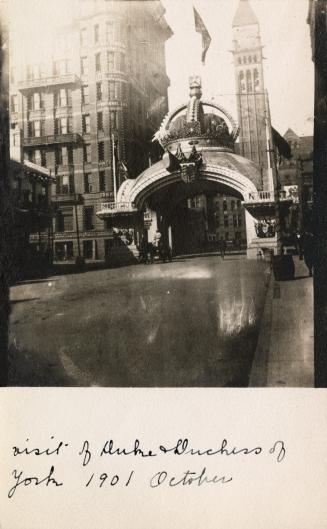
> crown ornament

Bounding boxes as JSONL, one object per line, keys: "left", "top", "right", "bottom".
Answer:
{"left": 153, "top": 77, "right": 239, "bottom": 152}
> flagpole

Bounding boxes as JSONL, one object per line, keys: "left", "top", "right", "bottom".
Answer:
{"left": 112, "top": 133, "right": 117, "bottom": 202}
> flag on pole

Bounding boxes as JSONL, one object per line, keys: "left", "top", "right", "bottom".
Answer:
{"left": 193, "top": 6, "right": 211, "bottom": 64}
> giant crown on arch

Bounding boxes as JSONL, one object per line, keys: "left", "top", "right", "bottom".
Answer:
{"left": 153, "top": 76, "right": 239, "bottom": 153}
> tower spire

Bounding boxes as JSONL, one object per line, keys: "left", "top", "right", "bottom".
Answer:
{"left": 232, "top": 0, "right": 258, "bottom": 28}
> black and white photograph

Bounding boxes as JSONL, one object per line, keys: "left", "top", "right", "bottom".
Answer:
{"left": 2, "top": 2, "right": 327, "bottom": 529}
{"left": 0, "top": 0, "right": 317, "bottom": 388}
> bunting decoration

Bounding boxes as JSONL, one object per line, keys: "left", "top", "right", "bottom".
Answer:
{"left": 193, "top": 6, "right": 211, "bottom": 64}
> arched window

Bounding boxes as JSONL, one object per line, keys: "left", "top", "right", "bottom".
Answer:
{"left": 253, "top": 55, "right": 257, "bottom": 63}
{"left": 244, "top": 56, "right": 247, "bottom": 64}
{"left": 248, "top": 56, "right": 252, "bottom": 63}
{"left": 253, "top": 69, "right": 260, "bottom": 91}
{"left": 246, "top": 70, "right": 252, "bottom": 92}
{"left": 239, "top": 71, "right": 246, "bottom": 93}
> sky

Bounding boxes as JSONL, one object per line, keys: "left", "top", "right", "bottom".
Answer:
{"left": 9, "top": 0, "right": 313, "bottom": 137}
{"left": 162, "top": 0, "right": 314, "bottom": 137}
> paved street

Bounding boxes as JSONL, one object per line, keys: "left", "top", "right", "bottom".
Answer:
{"left": 9, "top": 255, "right": 270, "bottom": 387}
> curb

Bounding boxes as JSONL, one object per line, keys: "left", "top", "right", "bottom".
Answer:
{"left": 248, "top": 269, "right": 274, "bottom": 387}
{"left": 174, "top": 251, "right": 246, "bottom": 260}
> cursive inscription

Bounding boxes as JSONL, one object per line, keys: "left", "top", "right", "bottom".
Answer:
{"left": 8, "top": 466, "right": 63, "bottom": 499}
{"left": 150, "top": 467, "right": 233, "bottom": 488}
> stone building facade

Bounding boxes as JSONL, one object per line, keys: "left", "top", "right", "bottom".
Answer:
{"left": 10, "top": 0, "right": 172, "bottom": 261}
{"left": 278, "top": 128, "right": 313, "bottom": 234}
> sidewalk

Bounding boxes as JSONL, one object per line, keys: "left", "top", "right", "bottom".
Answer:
{"left": 249, "top": 256, "right": 314, "bottom": 387}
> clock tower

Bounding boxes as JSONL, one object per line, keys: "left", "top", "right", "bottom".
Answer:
{"left": 232, "top": 0, "right": 270, "bottom": 190}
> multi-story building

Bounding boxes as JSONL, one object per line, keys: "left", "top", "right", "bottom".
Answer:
{"left": 10, "top": 0, "right": 172, "bottom": 262}
{"left": 278, "top": 128, "right": 313, "bottom": 233}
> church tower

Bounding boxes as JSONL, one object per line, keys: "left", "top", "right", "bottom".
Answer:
{"left": 232, "top": 0, "right": 270, "bottom": 190}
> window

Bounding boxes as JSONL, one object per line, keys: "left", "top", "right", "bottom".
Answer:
{"left": 61, "top": 175, "right": 69, "bottom": 193}
{"left": 94, "top": 24, "right": 99, "bottom": 43}
{"left": 34, "top": 149, "right": 41, "bottom": 165}
{"left": 41, "top": 150, "right": 47, "bottom": 167}
{"left": 223, "top": 200, "right": 227, "bottom": 212}
{"left": 55, "top": 90, "right": 70, "bottom": 107}
{"left": 239, "top": 71, "right": 246, "bottom": 93}
{"left": 81, "top": 56, "right": 88, "bottom": 75}
{"left": 82, "top": 114, "right": 90, "bottom": 134}
{"left": 97, "top": 111, "right": 103, "bottom": 131}
{"left": 27, "top": 94, "right": 33, "bottom": 111}
{"left": 106, "top": 21, "right": 114, "bottom": 42}
{"left": 107, "top": 51, "right": 114, "bottom": 70}
{"left": 55, "top": 241, "right": 74, "bottom": 260}
{"left": 56, "top": 207, "right": 73, "bottom": 231}
{"left": 95, "top": 53, "right": 101, "bottom": 72}
{"left": 83, "top": 143, "right": 91, "bottom": 163}
{"left": 108, "top": 80, "right": 117, "bottom": 99}
{"left": 96, "top": 82, "right": 102, "bottom": 102}
{"left": 224, "top": 217, "right": 229, "bottom": 228}
{"left": 33, "top": 92, "right": 41, "bottom": 110}
{"left": 62, "top": 207, "right": 73, "bottom": 231}
{"left": 110, "top": 110, "right": 118, "bottom": 129}
{"left": 84, "top": 206, "right": 94, "bottom": 230}
{"left": 59, "top": 88, "right": 68, "bottom": 107}
{"left": 83, "top": 240, "right": 93, "bottom": 259}
{"left": 99, "top": 171, "right": 106, "bottom": 192}
{"left": 34, "top": 120, "right": 41, "bottom": 137}
{"left": 84, "top": 173, "right": 93, "bottom": 193}
{"left": 254, "top": 69, "right": 260, "bottom": 92}
{"left": 231, "top": 200, "right": 236, "bottom": 211}
{"left": 61, "top": 146, "right": 72, "bottom": 165}
{"left": 98, "top": 141, "right": 105, "bottom": 161}
{"left": 246, "top": 70, "right": 252, "bottom": 92}
{"left": 11, "top": 95, "right": 18, "bottom": 113}
{"left": 55, "top": 147, "right": 63, "bottom": 166}
{"left": 81, "top": 85, "right": 89, "bottom": 104}
{"left": 60, "top": 117, "right": 68, "bottom": 134}
{"left": 80, "top": 28, "right": 87, "bottom": 47}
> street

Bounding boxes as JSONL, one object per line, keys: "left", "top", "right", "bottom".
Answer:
{"left": 9, "top": 255, "right": 270, "bottom": 387}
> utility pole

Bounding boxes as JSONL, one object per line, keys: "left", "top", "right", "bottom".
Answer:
{"left": 74, "top": 193, "right": 81, "bottom": 258}
{"left": 112, "top": 133, "right": 117, "bottom": 202}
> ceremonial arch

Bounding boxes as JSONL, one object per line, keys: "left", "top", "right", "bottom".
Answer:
{"left": 97, "top": 78, "right": 281, "bottom": 259}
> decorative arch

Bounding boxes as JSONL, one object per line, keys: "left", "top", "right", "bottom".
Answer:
{"left": 128, "top": 165, "right": 257, "bottom": 210}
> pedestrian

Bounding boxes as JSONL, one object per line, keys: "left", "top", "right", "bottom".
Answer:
{"left": 302, "top": 232, "right": 314, "bottom": 277}
{"left": 218, "top": 238, "right": 226, "bottom": 259}
{"left": 153, "top": 230, "right": 162, "bottom": 248}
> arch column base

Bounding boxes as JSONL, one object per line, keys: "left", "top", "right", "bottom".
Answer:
{"left": 245, "top": 209, "right": 280, "bottom": 259}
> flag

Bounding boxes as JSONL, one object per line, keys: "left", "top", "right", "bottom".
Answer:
{"left": 193, "top": 7, "right": 211, "bottom": 64}
{"left": 118, "top": 161, "right": 129, "bottom": 180}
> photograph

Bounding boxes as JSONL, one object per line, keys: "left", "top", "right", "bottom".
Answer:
{"left": 1, "top": 0, "right": 315, "bottom": 387}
